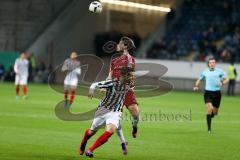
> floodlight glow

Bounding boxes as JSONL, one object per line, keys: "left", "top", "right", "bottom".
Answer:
{"left": 99, "top": 0, "right": 171, "bottom": 12}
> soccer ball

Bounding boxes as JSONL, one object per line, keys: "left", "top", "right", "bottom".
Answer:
{"left": 89, "top": 1, "right": 102, "bottom": 14}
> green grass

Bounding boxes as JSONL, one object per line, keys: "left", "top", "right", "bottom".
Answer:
{"left": 0, "top": 83, "right": 240, "bottom": 160}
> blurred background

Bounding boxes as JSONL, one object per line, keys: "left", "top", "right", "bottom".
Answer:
{"left": 0, "top": 0, "right": 239, "bottom": 93}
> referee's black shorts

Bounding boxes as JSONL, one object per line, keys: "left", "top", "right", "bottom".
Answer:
{"left": 204, "top": 90, "right": 221, "bottom": 108}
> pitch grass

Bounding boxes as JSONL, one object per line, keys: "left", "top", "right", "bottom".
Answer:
{"left": 0, "top": 83, "right": 239, "bottom": 160}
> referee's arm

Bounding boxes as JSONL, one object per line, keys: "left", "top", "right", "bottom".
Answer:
{"left": 193, "top": 78, "right": 202, "bottom": 91}
{"left": 220, "top": 77, "right": 229, "bottom": 86}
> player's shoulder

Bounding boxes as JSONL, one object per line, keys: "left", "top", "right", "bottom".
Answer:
{"left": 125, "top": 54, "right": 135, "bottom": 64}
{"left": 64, "top": 58, "right": 70, "bottom": 62}
{"left": 215, "top": 67, "right": 224, "bottom": 72}
{"left": 127, "top": 54, "right": 135, "bottom": 60}
{"left": 112, "top": 54, "right": 122, "bottom": 61}
{"left": 129, "top": 54, "right": 135, "bottom": 59}
{"left": 201, "top": 68, "right": 208, "bottom": 74}
{"left": 215, "top": 68, "right": 225, "bottom": 75}
{"left": 216, "top": 68, "right": 223, "bottom": 71}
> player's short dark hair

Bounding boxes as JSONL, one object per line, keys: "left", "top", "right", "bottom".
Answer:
{"left": 207, "top": 57, "right": 215, "bottom": 62}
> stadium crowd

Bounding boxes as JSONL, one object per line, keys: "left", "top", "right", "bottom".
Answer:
{"left": 147, "top": 0, "right": 240, "bottom": 62}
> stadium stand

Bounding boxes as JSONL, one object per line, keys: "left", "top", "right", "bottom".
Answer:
{"left": 0, "top": 0, "right": 72, "bottom": 51}
{"left": 147, "top": 0, "right": 240, "bottom": 62}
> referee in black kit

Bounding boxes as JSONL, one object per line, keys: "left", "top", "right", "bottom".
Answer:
{"left": 193, "top": 58, "right": 229, "bottom": 133}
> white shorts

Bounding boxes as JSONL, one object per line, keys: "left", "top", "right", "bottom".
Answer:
{"left": 64, "top": 78, "right": 78, "bottom": 86}
{"left": 15, "top": 75, "right": 28, "bottom": 85}
{"left": 64, "top": 84, "right": 77, "bottom": 90}
{"left": 90, "top": 111, "right": 121, "bottom": 131}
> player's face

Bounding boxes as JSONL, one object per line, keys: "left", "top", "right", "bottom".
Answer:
{"left": 116, "top": 41, "right": 127, "bottom": 52}
{"left": 208, "top": 60, "right": 216, "bottom": 69}
{"left": 20, "top": 53, "right": 27, "bottom": 59}
{"left": 70, "top": 52, "right": 77, "bottom": 59}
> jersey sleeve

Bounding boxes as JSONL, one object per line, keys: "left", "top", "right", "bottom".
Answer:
{"left": 61, "top": 60, "right": 69, "bottom": 71}
{"left": 130, "top": 57, "right": 136, "bottom": 70}
{"left": 89, "top": 80, "right": 114, "bottom": 94}
{"left": 14, "top": 59, "right": 18, "bottom": 73}
{"left": 74, "top": 67, "right": 81, "bottom": 75}
{"left": 199, "top": 71, "right": 206, "bottom": 80}
{"left": 97, "top": 80, "right": 114, "bottom": 89}
{"left": 219, "top": 69, "right": 227, "bottom": 80}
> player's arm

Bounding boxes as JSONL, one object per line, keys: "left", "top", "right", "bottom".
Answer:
{"left": 221, "top": 77, "right": 229, "bottom": 86}
{"left": 100, "top": 68, "right": 112, "bottom": 92}
{"left": 74, "top": 67, "right": 81, "bottom": 75}
{"left": 61, "top": 60, "right": 68, "bottom": 72}
{"left": 193, "top": 78, "right": 202, "bottom": 91}
{"left": 88, "top": 80, "right": 113, "bottom": 99}
{"left": 193, "top": 72, "right": 205, "bottom": 91}
{"left": 220, "top": 76, "right": 229, "bottom": 86}
{"left": 219, "top": 70, "right": 229, "bottom": 86}
{"left": 106, "top": 69, "right": 113, "bottom": 80}
{"left": 14, "top": 60, "right": 19, "bottom": 74}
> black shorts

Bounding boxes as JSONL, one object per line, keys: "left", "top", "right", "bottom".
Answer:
{"left": 204, "top": 90, "right": 221, "bottom": 108}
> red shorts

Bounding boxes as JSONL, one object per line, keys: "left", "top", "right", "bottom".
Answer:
{"left": 124, "top": 89, "right": 138, "bottom": 107}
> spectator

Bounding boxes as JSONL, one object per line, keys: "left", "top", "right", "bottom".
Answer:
{"left": 29, "top": 53, "right": 37, "bottom": 82}
{"left": 227, "top": 61, "right": 237, "bottom": 96}
{"left": 5, "top": 65, "right": 15, "bottom": 82}
{"left": 0, "top": 64, "right": 5, "bottom": 82}
{"left": 147, "top": 0, "right": 240, "bottom": 62}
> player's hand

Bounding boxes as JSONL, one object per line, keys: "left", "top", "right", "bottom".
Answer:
{"left": 193, "top": 86, "right": 199, "bottom": 91}
{"left": 219, "top": 82, "right": 223, "bottom": 87}
{"left": 100, "top": 88, "right": 106, "bottom": 92}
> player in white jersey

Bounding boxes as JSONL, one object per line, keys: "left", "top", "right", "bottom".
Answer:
{"left": 79, "top": 67, "right": 134, "bottom": 158}
{"left": 14, "top": 52, "right": 29, "bottom": 100}
{"left": 61, "top": 52, "right": 81, "bottom": 108}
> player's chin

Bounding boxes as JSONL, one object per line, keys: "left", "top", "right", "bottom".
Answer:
{"left": 116, "top": 48, "right": 121, "bottom": 52}
{"left": 116, "top": 47, "right": 123, "bottom": 52}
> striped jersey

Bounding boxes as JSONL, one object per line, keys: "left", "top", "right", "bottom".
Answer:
{"left": 62, "top": 58, "right": 81, "bottom": 86}
{"left": 89, "top": 79, "right": 130, "bottom": 117}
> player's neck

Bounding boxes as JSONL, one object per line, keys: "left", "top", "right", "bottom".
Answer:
{"left": 122, "top": 50, "right": 129, "bottom": 56}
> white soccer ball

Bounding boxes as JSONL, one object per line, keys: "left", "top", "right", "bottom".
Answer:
{"left": 89, "top": 1, "right": 102, "bottom": 14}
